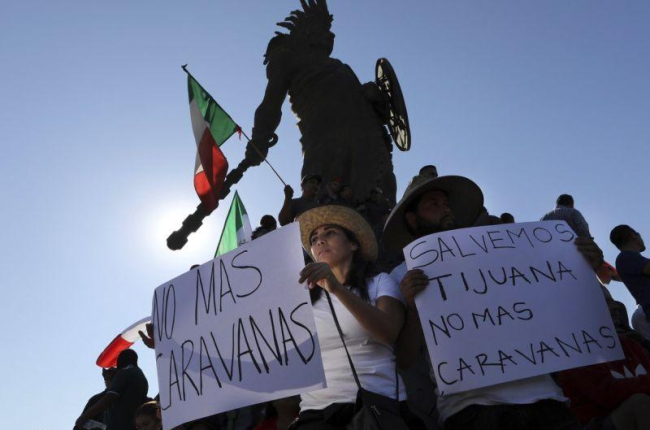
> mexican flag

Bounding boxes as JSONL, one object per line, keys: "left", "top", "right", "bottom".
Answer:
{"left": 215, "top": 191, "right": 252, "bottom": 257}
{"left": 188, "top": 72, "right": 239, "bottom": 212}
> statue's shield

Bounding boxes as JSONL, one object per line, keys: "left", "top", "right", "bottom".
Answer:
{"left": 375, "top": 58, "right": 411, "bottom": 152}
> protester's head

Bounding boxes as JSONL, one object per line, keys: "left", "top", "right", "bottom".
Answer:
{"left": 134, "top": 401, "right": 162, "bottom": 430}
{"left": 610, "top": 224, "right": 645, "bottom": 252}
{"left": 102, "top": 367, "right": 117, "bottom": 388}
{"left": 340, "top": 185, "right": 353, "bottom": 202}
{"left": 300, "top": 174, "right": 322, "bottom": 198}
{"left": 500, "top": 212, "right": 515, "bottom": 224}
{"left": 383, "top": 174, "right": 483, "bottom": 252}
{"left": 370, "top": 187, "right": 385, "bottom": 203}
{"left": 116, "top": 348, "right": 138, "bottom": 369}
{"left": 556, "top": 194, "right": 574, "bottom": 208}
{"left": 297, "top": 205, "right": 378, "bottom": 300}
{"left": 326, "top": 178, "right": 341, "bottom": 195}
{"left": 252, "top": 215, "right": 278, "bottom": 240}
{"left": 419, "top": 165, "right": 438, "bottom": 178}
{"left": 260, "top": 215, "right": 277, "bottom": 231}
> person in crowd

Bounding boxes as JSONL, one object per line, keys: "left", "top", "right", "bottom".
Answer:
{"left": 500, "top": 212, "right": 515, "bottom": 224}
{"left": 419, "top": 165, "right": 438, "bottom": 178}
{"left": 556, "top": 334, "right": 650, "bottom": 430}
{"left": 541, "top": 194, "right": 591, "bottom": 238}
{"left": 338, "top": 185, "right": 355, "bottom": 207}
{"left": 75, "top": 349, "right": 149, "bottom": 430}
{"left": 611, "top": 225, "right": 650, "bottom": 323}
{"left": 278, "top": 174, "right": 322, "bottom": 226}
{"left": 292, "top": 204, "right": 416, "bottom": 429}
{"left": 134, "top": 401, "right": 162, "bottom": 430}
{"left": 384, "top": 173, "right": 604, "bottom": 430}
{"left": 358, "top": 187, "right": 391, "bottom": 229}
{"left": 80, "top": 368, "right": 117, "bottom": 427}
{"left": 252, "top": 215, "right": 278, "bottom": 239}
{"left": 253, "top": 397, "right": 300, "bottom": 430}
{"left": 319, "top": 178, "right": 342, "bottom": 205}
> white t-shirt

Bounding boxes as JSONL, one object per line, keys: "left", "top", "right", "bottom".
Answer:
{"left": 300, "top": 273, "right": 407, "bottom": 411}
{"left": 389, "top": 262, "right": 567, "bottom": 422}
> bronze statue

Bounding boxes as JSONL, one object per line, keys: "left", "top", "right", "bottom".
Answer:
{"left": 245, "top": 0, "right": 405, "bottom": 205}
{"left": 168, "top": 0, "right": 411, "bottom": 250}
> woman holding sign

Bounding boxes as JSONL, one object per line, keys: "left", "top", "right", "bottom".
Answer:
{"left": 294, "top": 205, "right": 418, "bottom": 430}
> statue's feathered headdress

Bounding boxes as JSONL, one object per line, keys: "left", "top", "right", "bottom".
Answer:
{"left": 277, "top": 0, "right": 333, "bottom": 35}
{"left": 264, "top": 0, "right": 333, "bottom": 64}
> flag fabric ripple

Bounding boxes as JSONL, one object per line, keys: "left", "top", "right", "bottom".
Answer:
{"left": 215, "top": 191, "right": 252, "bottom": 257}
{"left": 188, "top": 75, "right": 239, "bottom": 212}
{"left": 96, "top": 317, "right": 151, "bottom": 368}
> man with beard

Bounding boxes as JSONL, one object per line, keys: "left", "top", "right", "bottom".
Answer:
{"left": 384, "top": 173, "right": 604, "bottom": 430}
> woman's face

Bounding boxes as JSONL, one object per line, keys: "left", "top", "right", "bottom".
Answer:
{"left": 310, "top": 225, "right": 358, "bottom": 266}
{"left": 135, "top": 415, "right": 161, "bottom": 430}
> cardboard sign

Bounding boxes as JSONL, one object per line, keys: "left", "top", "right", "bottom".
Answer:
{"left": 153, "top": 223, "right": 326, "bottom": 430}
{"left": 405, "top": 221, "right": 623, "bottom": 395}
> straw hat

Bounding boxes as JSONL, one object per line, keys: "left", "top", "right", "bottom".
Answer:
{"left": 296, "top": 205, "right": 378, "bottom": 262}
{"left": 383, "top": 174, "right": 484, "bottom": 252}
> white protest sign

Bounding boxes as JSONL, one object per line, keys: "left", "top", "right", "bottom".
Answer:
{"left": 405, "top": 221, "right": 623, "bottom": 395}
{"left": 153, "top": 223, "right": 326, "bottom": 430}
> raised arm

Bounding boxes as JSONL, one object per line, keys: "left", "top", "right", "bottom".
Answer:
{"left": 245, "top": 63, "right": 291, "bottom": 166}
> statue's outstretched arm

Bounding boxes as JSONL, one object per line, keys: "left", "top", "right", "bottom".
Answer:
{"left": 245, "top": 74, "right": 289, "bottom": 166}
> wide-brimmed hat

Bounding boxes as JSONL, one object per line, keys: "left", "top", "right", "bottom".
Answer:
{"left": 296, "top": 205, "right": 378, "bottom": 262}
{"left": 383, "top": 174, "right": 484, "bottom": 252}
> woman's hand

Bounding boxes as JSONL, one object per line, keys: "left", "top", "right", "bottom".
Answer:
{"left": 299, "top": 262, "right": 342, "bottom": 294}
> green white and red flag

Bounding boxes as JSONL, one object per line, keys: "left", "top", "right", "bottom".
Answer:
{"left": 215, "top": 191, "right": 252, "bottom": 257}
{"left": 187, "top": 72, "right": 240, "bottom": 212}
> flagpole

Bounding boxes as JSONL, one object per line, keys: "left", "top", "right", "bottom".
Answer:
{"left": 238, "top": 129, "right": 287, "bottom": 188}
{"left": 182, "top": 64, "right": 287, "bottom": 188}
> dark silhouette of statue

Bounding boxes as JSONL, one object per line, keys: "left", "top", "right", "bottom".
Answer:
{"left": 168, "top": 0, "right": 410, "bottom": 250}
{"left": 245, "top": 0, "right": 398, "bottom": 205}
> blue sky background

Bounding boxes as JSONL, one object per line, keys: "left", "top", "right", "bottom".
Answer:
{"left": 1, "top": 1, "right": 648, "bottom": 429}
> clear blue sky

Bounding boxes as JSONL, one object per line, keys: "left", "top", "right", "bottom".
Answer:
{"left": 1, "top": 1, "right": 648, "bottom": 429}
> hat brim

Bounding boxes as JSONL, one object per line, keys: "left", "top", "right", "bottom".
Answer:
{"left": 383, "top": 175, "right": 484, "bottom": 252}
{"left": 296, "top": 205, "right": 378, "bottom": 262}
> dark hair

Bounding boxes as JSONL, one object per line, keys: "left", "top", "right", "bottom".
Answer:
{"left": 610, "top": 224, "right": 635, "bottom": 249}
{"left": 134, "top": 401, "right": 161, "bottom": 425}
{"left": 117, "top": 349, "right": 138, "bottom": 368}
{"left": 260, "top": 215, "right": 277, "bottom": 229}
{"left": 500, "top": 212, "right": 515, "bottom": 223}
{"left": 309, "top": 226, "right": 377, "bottom": 303}
{"left": 557, "top": 194, "right": 574, "bottom": 206}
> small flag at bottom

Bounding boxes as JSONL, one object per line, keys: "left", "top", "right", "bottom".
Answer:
{"left": 215, "top": 191, "right": 252, "bottom": 257}
{"left": 96, "top": 317, "right": 151, "bottom": 368}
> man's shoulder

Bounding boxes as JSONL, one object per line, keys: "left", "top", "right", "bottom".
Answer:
{"left": 617, "top": 250, "right": 643, "bottom": 264}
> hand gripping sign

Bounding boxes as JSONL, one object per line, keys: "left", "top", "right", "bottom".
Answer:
{"left": 404, "top": 221, "right": 623, "bottom": 395}
{"left": 153, "top": 223, "right": 326, "bottom": 430}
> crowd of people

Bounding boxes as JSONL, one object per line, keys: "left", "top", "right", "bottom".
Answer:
{"left": 75, "top": 165, "right": 650, "bottom": 430}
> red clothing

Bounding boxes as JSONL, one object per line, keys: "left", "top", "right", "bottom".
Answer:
{"left": 252, "top": 417, "right": 277, "bottom": 430}
{"left": 557, "top": 335, "right": 650, "bottom": 424}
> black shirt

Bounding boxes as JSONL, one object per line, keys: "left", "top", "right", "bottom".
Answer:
{"left": 106, "top": 366, "right": 149, "bottom": 430}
